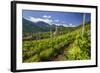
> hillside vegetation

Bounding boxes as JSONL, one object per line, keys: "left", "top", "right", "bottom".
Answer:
{"left": 22, "top": 22, "right": 91, "bottom": 63}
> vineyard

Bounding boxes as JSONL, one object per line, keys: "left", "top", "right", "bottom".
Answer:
{"left": 22, "top": 22, "right": 91, "bottom": 63}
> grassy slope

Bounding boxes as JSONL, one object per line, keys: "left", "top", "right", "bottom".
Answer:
{"left": 54, "top": 23, "right": 91, "bottom": 60}
{"left": 23, "top": 23, "right": 91, "bottom": 62}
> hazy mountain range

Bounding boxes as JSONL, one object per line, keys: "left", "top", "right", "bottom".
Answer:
{"left": 23, "top": 17, "right": 76, "bottom": 32}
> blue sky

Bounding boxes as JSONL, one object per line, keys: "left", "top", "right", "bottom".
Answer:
{"left": 22, "top": 10, "right": 91, "bottom": 27}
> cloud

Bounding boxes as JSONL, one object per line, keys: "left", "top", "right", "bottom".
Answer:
{"left": 69, "top": 23, "right": 73, "bottom": 26}
{"left": 62, "top": 23, "right": 76, "bottom": 27}
{"left": 43, "top": 15, "right": 51, "bottom": 19}
{"left": 55, "top": 23, "right": 61, "bottom": 26}
{"left": 62, "top": 21, "right": 66, "bottom": 24}
{"left": 26, "top": 16, "right": 53, "bottom": 24}
{"left": 24, "top": 17, "right": 77, "bottom": 27}
{"left": 68, "top": 23, "right": 76, "bottom": 27}
{"left": 56, "top": 23, "right": 76, "bottom": 27}
{"left": 54, "top": 19, "right": 59, "bottom": 22}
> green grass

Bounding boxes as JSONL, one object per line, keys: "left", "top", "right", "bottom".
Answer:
{"left": 22, "top": 23, "right": 91, "bottom": 62}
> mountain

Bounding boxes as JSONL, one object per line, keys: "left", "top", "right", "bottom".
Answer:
{"left": 23, "top": 17, "right": 79, "bottom": 33}
{"left": 23, "top": 18, "right": 51, "bottom": 32}
{"left": 36, "top": 21, "right": 50, "bottom": 27}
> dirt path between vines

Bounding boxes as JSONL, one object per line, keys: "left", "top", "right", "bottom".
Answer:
{"left": 54, "top": 42, "right": 74, "bottom": 61}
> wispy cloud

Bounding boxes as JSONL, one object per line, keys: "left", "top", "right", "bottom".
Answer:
{"left": 68, "top": 23, "right": 76, "bottom": 27}
{"left": 26, "top": 16, "right": 53, "bottom": 24}
{"left": 55, "top": 23, "right": 76, "bottom": 27}
{"left": 24, "top": 16, "right": 77, "bottom": 27}
{"left": 54, "top": 19, "right": 59, "bottom": 23}
{"left": 43, "top": 15, "right": 51, "bottom": 19}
